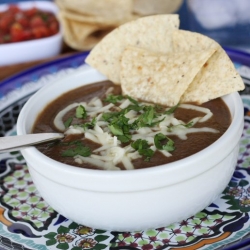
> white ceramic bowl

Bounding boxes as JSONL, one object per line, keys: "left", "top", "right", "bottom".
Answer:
{"left": 0, "top": 1, "right": 63, "bottom": 66}
{"left": 16, "top": 67, "right": 244, "bottom": 231}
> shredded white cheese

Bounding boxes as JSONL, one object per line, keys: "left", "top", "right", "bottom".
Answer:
{"left": 54, "top": 96, "right": 219, "bottom": 170}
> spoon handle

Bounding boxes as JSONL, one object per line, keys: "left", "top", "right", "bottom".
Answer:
{"left": 0, "top": 133, "right": 64, "bottom": 152}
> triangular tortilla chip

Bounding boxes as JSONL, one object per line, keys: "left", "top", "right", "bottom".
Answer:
{"left": 172, "top": 30, "right": 245, "bottom": 103}
{"left": 58, "top": 8, "right": 136, "bottom": 26}
{"left": 85, "top": 15, "right": 180, "bottom": 84}
{"left": 58, "top": 13, "right": 114, "bottom": 50}
{"left": 133, "top": 0, "right": 183, "bottom": 15}
{"left": 56, "top": 0, "right": 133, "bottom": 21}
{"left": 120, "top": 47, "right": 216, "bottom": 106}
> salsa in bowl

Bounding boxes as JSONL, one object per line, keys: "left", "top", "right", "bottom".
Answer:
{"left": 0, "top": 1, "right": 62, "bottom": 66}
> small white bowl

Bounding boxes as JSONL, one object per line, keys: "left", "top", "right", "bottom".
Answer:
{"left": 0, "top": 1, "right": 63, "bottom": 66}
{"left": 17, "top": 67, "right": 244, "bottom": 231}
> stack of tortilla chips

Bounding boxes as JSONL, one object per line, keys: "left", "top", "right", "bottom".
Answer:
{"left": 85, "top": 15, "right": 245, "bottom": 105}
{"left": 55, "top": 0, "right": 183, "bottom": 51}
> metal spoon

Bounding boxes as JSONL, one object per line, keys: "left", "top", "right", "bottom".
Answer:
{"left": 0, "top": 133, "right": 64, "bottom": 152}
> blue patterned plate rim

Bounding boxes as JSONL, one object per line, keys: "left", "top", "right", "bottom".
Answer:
{"left": 0, "top": 51, "right": 89, "bottom": 97}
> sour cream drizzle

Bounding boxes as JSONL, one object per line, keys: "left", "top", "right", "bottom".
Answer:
{"left": 53, "top": 92, "right": 218, "bottom": 170}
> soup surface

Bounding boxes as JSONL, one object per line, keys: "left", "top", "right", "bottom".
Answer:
{"left": 32, "top": 81, "right": 231, "bottom": 170}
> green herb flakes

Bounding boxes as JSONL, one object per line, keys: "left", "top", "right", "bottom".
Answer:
{"left": 167, "top": 121, "right": 194, "bottom": 132}
{"left": 64, "top": 117, "right": 73, "bottom": 128}
{"left": 165, "top": 103, "right": 179, "bottom": 115}
{"left": 61, "top": 142, "right": 91, "bottom": 157}
{"left": 131, "top": 139, "right": 154, "bottom": 161}
{"left": 154, "top": 133, "right": 175, "bottom": 152}
{"left": 104, "top": 94, "right": 124, "bottom": 104}
{"left": 76, "top": 105, "right": 87, "bottom": 119}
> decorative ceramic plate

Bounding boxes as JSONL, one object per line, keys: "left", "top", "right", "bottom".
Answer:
{"left": 0, "top": 48, "right": 250, "bottom": 250}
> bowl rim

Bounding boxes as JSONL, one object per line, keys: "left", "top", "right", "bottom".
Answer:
{"left": 17, "top": 67, "right": 244, "bottom": 190}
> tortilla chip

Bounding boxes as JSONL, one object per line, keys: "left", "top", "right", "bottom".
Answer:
{"left": 58, "top": 8, "right": 136, "bottom": 26}
{"left": 85, "top": 15, "right": 180, "bottom": 84}
{"left": 55, "top": 0, "right": 133, "bottom": 21}
{"left": 58, "top": 13, "right": 114, "bottom": 51}
{"left": 172, "top": 30, "right": 245, "bottom": 103}
{"left": 120, "top": 47, "right": 216, "bottom": 106}
{"left": 133, "top": 0, "right": 183, "bottom": 15}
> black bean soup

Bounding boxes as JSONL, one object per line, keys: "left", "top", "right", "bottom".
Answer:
{"left": 32, "top": 81, "right": 231, "bottom": 170}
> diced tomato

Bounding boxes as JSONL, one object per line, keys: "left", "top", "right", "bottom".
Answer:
{"left": 21, "top": 29, "right": 33, "bottom": 40}
{"left": 49, "top": 21, "right": 59, "bottom": 35}
{"left": 32, "top": 26, "right": 50, "bottom": 39}
{"left": 0, "top": 14, "right": 14, "bottom": 32}
{"left": 30, "top": 15, "right": 45, "bottom": 28}
{"left": 16, "top": 12, "right": 29, "bottom": 28}
{"left": 8, "top": 5, "right": 20, "bottom": 14}
{"left": 10, "top": 22, "right": 23, "bottom": 31}
{"left": 0, "top": 5, "right": 59, "bottom": 44}
{"left": 24, "top": 7, "right": 38, "bottom": 17}
{"left": 10, "top": 22, "right": 24, "bottom": 42}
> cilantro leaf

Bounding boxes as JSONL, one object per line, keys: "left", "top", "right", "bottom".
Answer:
{"left": 107, "top": 112, "right": 132, "bottom": 143}
{"left": 162, "top": 139, "right": 175, "bottom": 152}
{"left": 61, "top": 142, "right": 91, "bottom": 157}
{"left": 108, "top": 124, "right": 124, "bottom": 136}
{"left": 184, "top": 121, "right": 194, "bottom": 128}
{"left": 167, "top": 121, "right": 194, "bottom": 132}
{"left": 165, "top": 104, "right": 179, "bottom": 115}
{"left": 131, "top": 139, "right": 150, "bottom": 150}
{"left": 104, "top": 94, "right": 124, "bottom": 104}
{"left": 81, "top": 117, "right": 96, "bottom": 130}
{"left": 102, "top": 112, "right": 120, "bottom": 122}
{"left": 125, "top": 104, "right": 143, "bottom": 112}
{"left": 138, "top": 148, "right": 154, "bottom": 161}
{"left": 117, "top": 134, "right": 132, "bottom": 143}
{"left": 133, "top": 106, "right": 160, "bottom": 128}
{"left": 154, "top": 133, "right": 175, "bottom": 152}
{"left": 76, "top": 105, "right": 87, "bottom": 119}
{"left": 131, "top": 139, "right": 154, "bottom": 161}
{"left": 126, "top": 95, "right": 139, "bottom": 105}
{"left": 64, "top": 117, "right": 73, "bottom": 128}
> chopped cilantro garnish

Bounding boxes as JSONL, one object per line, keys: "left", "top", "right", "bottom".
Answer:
{"left": 185, "top": 121, "right": 194, "bottom": 128}
{"left": 61, "top": 92, "right": 182, "bottom": 165}
{"left": 133, "top": 106, "right": 162, "bottom": 128}
{"left": 126, "top": 104, "right": 143, "bottom": 112}
{"left": 154, "top": 104, "right": 164, "bottom": 112}
{"left": 81, "top": 117, "right": 96, "bottom": 130}
{"left": 142, "top": 106, "right": 155, "bottom": 125}
{"left": 76, "top": 105, "right": 87, "bottom": 119}
{"left": 108, "top": 124, "right": 124, "bottom": 136}
{"left": 154, "top": 133, "right": 175, "bottom": 152}
{"left": 126, "top": 95, "right": 139, "bottom": 105}
{"left": 131, "top": 139, "right": 154, "bottom": 161}
{"left": 102, "top": 112, "right": 120, "bottom": 122}
{"left": 131, "top": 139, "right": 150, "bottom": 150}
{"left": 61, "top": 141, "right": 91, "bottom": 157}
{"left": 104, "top": 94, "right": 124, "bottom": 104}
{"left": 162, "top": 139, "right": 175, "bottom": 152}
{"left": 165, "top": 103, "right": 179, "bottom": 115}
{"left": 139, "top": 148, "right": 154, "bottom": 161}
{"left": 167, "top": 121, "right": 194, "bottom": 132}
{"left": 108, "top": 114, "right": 132, "bottom": 143}
{"left": 64, "top": 117, "right": 73, "bottom": 128}
{"left": 117, "top": 134, "right": 132, "bottom": 143}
